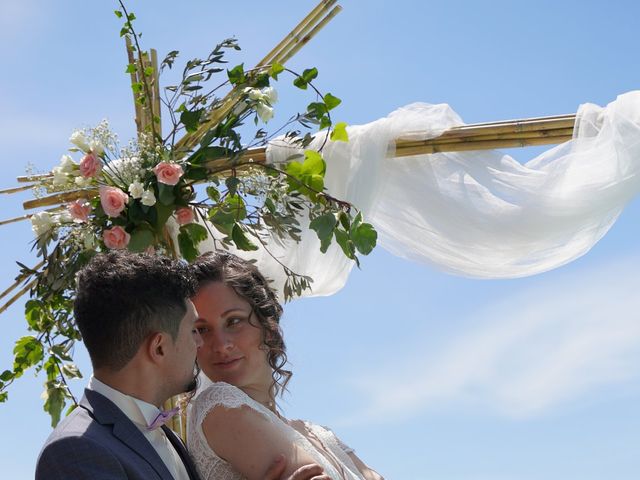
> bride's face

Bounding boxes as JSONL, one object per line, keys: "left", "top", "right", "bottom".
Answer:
{"left": 192, "top": 281, "right": 272, "bottom": 393}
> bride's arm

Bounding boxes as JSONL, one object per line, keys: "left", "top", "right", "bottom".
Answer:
{"left": 202, "top": 404, "right": 324, "bottom": 480}
{"left": 345, "top": 452, "right": 384, "bottom": 480}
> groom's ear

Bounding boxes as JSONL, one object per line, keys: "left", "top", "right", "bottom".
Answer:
{"left": 146, "top": 332, "right": 168, "bottom": 364}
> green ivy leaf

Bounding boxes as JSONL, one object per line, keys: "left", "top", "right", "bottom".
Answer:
{"left": 231, "top": 224, "right": 258, "bottom": 251}
{"left": 43, "top": 382, "right": 66, "bottom": 427}
{"left": 227, "top": 63, "right": 246, "bottom": 85}
{"left": 114, "top": 10, "right": 123, "bottom": 18}
{"left": 330, "top": 122, "right": 349, "bottom": 142}
{"left": 61, "top": 364, "right": 82, "bottom": 379}
{"left": 225, "top": 176, "right": 240, "bottom": 197}
{"left": 181, "top": 223, "right": 208, "bottom": 244}
{"left": 206, "top": 186, "right": 220, "bottom": 202}
{"left": 158, "top": 184, "right": 175, "bottom": 206}
{"left": 208, "top": 207, "right": 235, "bottom": 235}
{"left": 13, "top": 336, "right": 44, "bottom": 373}
{"left": 269, "top": 62, "right": 285, "bottom": 80}
{"left": 178, "top": 231, "right": 198, "bottom": 262}
{"left": 293, "top": 77, "right": 308, "bottom": 90}
{"left": 128, "top": 227, "right": 155, "bottom": 252}
{"left": 302, "top": 67, "right": 318, "bottom": 83}
{"left": 309, "top": 213, "right": 336, "bottom": 253}
{"left": 302, "top": 150, "right": 326, "bottom": 175}
{"left": 225, "top": 194, "right": 247, "bottom": 221}
{"left": 125, "top": 63, "right": 136, "bottom": 74}
{"left": 180, "top": 109, "right": 204, "bottom": 133}
{"left": 351, "top": 222, "right": 377, "bottom": 255}
{"left": 323, "top": 93, "right": 342, "bottom": 110}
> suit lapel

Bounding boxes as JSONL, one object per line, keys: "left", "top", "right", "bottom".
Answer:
{"left": 162, "top": 426, "right": 201, "bottom": 480}
{"left": 81, "top": 389, "right": 175, "bottom": 480}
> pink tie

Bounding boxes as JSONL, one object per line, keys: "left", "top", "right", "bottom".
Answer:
{"left": 147, "top": 406, "right": 180, "bottom": 430}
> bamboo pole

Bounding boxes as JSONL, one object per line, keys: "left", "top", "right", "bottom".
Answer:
{"left": 258, "top": 0, "right": 337, "bottom": 66}
{"left": 0, "top": 279, "right": 37, "bottom": 315}
{"left": 17, "top": 174, "right": 52, "bottom": 183}
{"left": 23, "top": 190, "right": 95, "bottom": 211}
{"left": 0, "top": 185, "right": 34, "bottom": 195}
{"left": 395, "top": 135, "right": 574, "bottom": 156}
{"left": 398, "top": 127, "right": 574, "bottom": 147}
{"left": 175, "top": 1, "right": 342, "bottom": 152}
{"left": 151, "top": 48, "right": 162, "bottom": 137}
{"left": 126, "top": 36, "right": 144, "bottom": 136}
{"left": 0, "top": 261, "right": 44, "bottom": 302}
{"left": 279, "top": 5, "right": 343, "bottom": 65}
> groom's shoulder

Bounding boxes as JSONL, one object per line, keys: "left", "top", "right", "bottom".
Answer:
{"left": 35, "top": 405, "right": 120, "bottom": 479}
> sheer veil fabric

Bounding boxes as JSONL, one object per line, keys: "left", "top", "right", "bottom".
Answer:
{"left": 192, "top": 91, "right": 640, "bottom": 297}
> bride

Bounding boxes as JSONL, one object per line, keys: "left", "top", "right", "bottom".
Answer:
{"left": 186, "top": 251, "right": 384, "bottom": 480}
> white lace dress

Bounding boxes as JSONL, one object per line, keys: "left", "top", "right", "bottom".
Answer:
{"left": 187, "top": 382, "right": 365, "bottom": 480}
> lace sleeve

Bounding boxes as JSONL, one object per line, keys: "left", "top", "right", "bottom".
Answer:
{"left": 187, "top": 382, "right": 277, "bottom": 480}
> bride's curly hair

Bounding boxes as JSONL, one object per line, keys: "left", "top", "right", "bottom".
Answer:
{"left": 190, "top": 251, "right": 292, "bottom": 398}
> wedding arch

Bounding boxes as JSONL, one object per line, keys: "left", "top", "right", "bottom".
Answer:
{"left": 1, "top": 0, "right": 639, "bottom": 439}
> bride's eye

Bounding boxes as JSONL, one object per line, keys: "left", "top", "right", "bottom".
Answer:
{"left": 226, "top": 317, "right": 245, "bottom": 328}
{"left": 195, "top": 326, "right": 208, "bottom": 334}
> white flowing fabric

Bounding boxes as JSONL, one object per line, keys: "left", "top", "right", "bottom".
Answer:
{"left": 195, "top": 91, "right": 640, "bottom": 297}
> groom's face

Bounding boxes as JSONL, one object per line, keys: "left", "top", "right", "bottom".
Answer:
{"left": 165, "top": 300, "right": 203, "bottom": 395}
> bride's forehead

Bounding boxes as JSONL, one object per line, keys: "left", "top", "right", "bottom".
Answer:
{"left": 194, "top": 281, "right": 250, "bottom": 312}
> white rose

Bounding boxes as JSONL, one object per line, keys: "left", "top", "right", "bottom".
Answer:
{"left": 52, "top": 168, "right": 69, "bottom": 187}
{"left": 128, "top": 180, "right": 144, "bottom": 199}
{"left": 69, "top": 131, "right": 90, "bottom": 152}
{"left": 75, "top": 176, "right": 93, "bottom": 188}
{"left": 256, "top": 103, "right": 274, "bottom": 123}
{"left": 141, "top": 189, "right": 156, "bottom": 206}
{"left": 59, "top": 155, "right": 77, "bottom": 174}
{"left": 31, "top": 211, "right": 55, "bottom": 237}
{"left": 262, "top": 86, "right": 278, "bottom": 104}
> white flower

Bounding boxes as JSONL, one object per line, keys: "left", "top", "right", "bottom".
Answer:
{"left": 245, "top": 87, "right": 263, "bottom": 101}
{"left": 58, "top": 155, "right": 77, "bottom": 174}
{"left": 54, "top": 211, "right": 73, "bottom": 224}
{"left": 69, "top": 131, "right": 90, "bottom": 151}
{"left": 88, "top": 139, "right": 105, "bottom": 156}
{"left": 256, "top": 103, "right": 274, "bottom": 123}
{"left": 128, "top": 180, "right": 144, "bottom": 199}
{"left": 52, "top": 168, "right": 69, "bottom": 187}
{"left": 31, "top": 211, "right": 55, "bottom": 237}
{"left": 262, "top": 86, "right": 278, "bottom": 104}
{"left": 141, "top": 189, "right": 156, "bottom": 206}
{"left": 75, "top": 176, "right": 93, "bottom": 188}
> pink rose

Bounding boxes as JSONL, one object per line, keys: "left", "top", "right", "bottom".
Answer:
{"left": 67, "top": 198, "right": 91, "bottom": 222}
{"left": 99, "top": 186, "right": 129, "bottom": 218}
{"left": 79, "top": 152, "right": 102, "bottom": 178}
{"left": 153, "top": 162, "right": 183, "bottom": 186}
{"left": 103, "top": 226, "right": 130, "bottom": 250}
{"left": 175, "top": 207, "right": 195, "bottom": 225}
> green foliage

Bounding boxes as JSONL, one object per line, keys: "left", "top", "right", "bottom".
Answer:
{"left": 1, "top": 3, "right": 379, "bottom": 427}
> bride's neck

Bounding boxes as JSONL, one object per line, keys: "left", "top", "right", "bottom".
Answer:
{"left": 240, "top": 385, "right": 276, "bottom": 413}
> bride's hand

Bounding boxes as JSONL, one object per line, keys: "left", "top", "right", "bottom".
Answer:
{"left": 263, "top": 455, "right": 330, "bottom": 480}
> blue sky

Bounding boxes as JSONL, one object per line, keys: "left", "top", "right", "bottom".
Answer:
{"left": 1, "top": 1, "right": 640, "bottom": 478}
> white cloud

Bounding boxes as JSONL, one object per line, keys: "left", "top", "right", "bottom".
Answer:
{"left": 343, "top": 255, "right": 640, "bottom": 424}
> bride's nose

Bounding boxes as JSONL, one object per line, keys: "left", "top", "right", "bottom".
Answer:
{"left": 210, "top": 331, "right": 233, "bottom": 352}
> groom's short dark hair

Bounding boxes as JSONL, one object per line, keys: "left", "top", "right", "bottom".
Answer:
{"left": 74, "top": 251, "right": 196, "bottom": 371}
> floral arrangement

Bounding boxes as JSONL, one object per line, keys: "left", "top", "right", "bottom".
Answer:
{"left": 0, "top": 2, "right": 376, "bottom": 426}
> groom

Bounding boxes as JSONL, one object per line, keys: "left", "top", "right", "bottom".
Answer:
{"left": 35, "top": 251, "right": 327, "bottom": 480}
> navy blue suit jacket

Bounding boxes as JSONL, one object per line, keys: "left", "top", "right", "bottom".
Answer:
{"left": 35, "top": 389, "right": 201, "bottom": 479}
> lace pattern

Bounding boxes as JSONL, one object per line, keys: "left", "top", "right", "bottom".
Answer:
{"left": 187, "top": 382, "right": 364, "bottom": 480}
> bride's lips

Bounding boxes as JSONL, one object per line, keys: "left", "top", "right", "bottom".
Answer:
{"left": 213, "top": 357, "right": 243, "bottom": 370}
